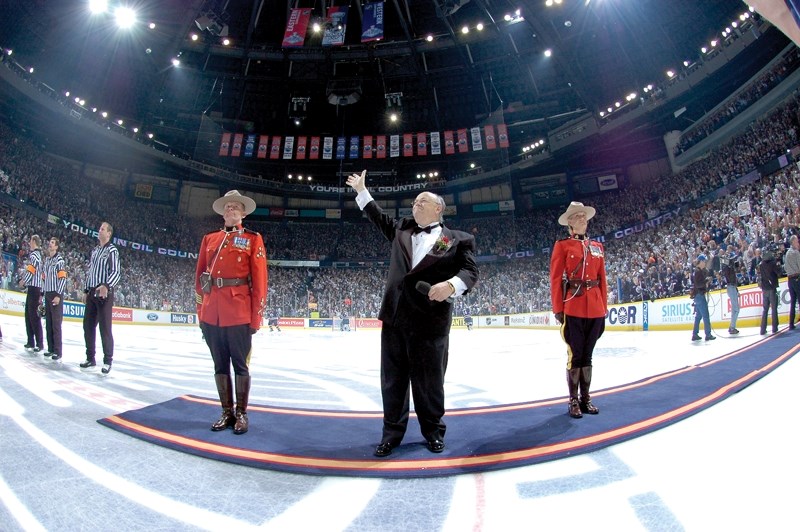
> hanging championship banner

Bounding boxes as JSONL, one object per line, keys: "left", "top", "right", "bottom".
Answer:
{"left": 257, "top": 135, "right": 269, "bottom": 158}
{"left": 363, "top": 135, "right": 373, "bottom": 159}
{"left": 270, "top": 136, "right": 281, "bottom": 159}
{"left": 430, "top": 131, "right": 441, "bottom": 155}
{"left": 219, "top": 133, "right": 231, "bottom": 156}
{"left": 322, "top": 6, "right": 348, "bottom": 46}
{"left": 390, "top": 135, "right": 400, "bottom": 157}
{"left": 376, "top": 135, "right": 387, "bottom": 159}
{"left": 403, "top": 133, "right": 413, "bottom": 157}
{"left": 310, "top": 137, "right": 321, "bottom": 160}
{"left": 231, "top": 133, "right": 243, "bottom": 157}
{"left": 470, "top": 127, "right": 483, "bottom": 151}
{"left": 497, "top": 123, "right": 510, "bottom": 148}
{"left": 283, "top": 136, "right": 295, "bottom": 159}
{"left": 457, "top": 129, "right": 468, "bottom": 153}
{"left": 444, "top": 131, "right": 455, "bottom": 155}
{"left": 484, "top": 125, "right": 496, "bottom": 150}
{"left": 336, "top": 137, "right": 346, "bottom": 159}
{"left": 322, "top": 137, "right": 333, "bottom": 159}
{"left": 282, "top": 8, "right": 312, "bottom": 48}
{"left": 361, "top": 2, "right": 384, "bottom": 43}
{"left": 416, "top": 132, "right": 427, "bottom": 156}
{"left": 349, "top": 136, "right": 360, "bottom": 158}
{"left": 296, "top": 136, "right": 307, "bottom": 160}
{"left": 244, "top": 134, "right": 256, "bottom": 157}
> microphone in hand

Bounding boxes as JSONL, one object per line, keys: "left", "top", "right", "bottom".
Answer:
{"left": 415, "top": 280, "right": 454, "bottom": 303}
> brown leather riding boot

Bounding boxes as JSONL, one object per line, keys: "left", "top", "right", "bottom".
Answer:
{"left": 233, "top": 374, "right": 251, "bottom": 435}
{"left": 567, "top": 368, "right": 582, "bottom": 418}
{"left": 211, "top": 374, "right": 235, "bottom": 431}
{"left": 579, "top": 366, "right": 599, "bottom": 415}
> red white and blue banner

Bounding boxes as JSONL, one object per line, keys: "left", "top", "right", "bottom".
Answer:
{"left": 361, "top": 2, "right": 384, "bottom": 43}
{"left": 219, "top": 133, "right": 231, "bottom": 156}
{"left": 363, "top": 135, "right": 373, "bottom": 159}
{"left": 416, "top": 132, "right": 427, "bottom": 156}
{"left": 497, "top": 124, "right": 509, "bottom": 148}
{"left": 218, "top": 124, "right": 511, "bottom": 159}
{"left": 430, "top": 131, "right": 441, "bottom": 155}
{"left": 270, "top": 136, "right": 281, "bottom": 159}
{"left": 322, "top": 137, "right": 333, "bottom": 159}
{"left": 282, "top": 8, "right": 312, "bottom": 48}
{"left": 336, "top": 137, "right": 346, "bottom": 159}
{"left": 283, "top": 136, "right": 295, "bottom": 159}
{"left": 231, "top": 133, "right": 243, "bottom": 157}
{"left": 457, "top": 129, "right": 468, "bottom": 153}
{"left": 444, "top": 131, "right": 455, "bottom": 155}
{"left": 310, "top": 136, "right": 320, "bottom": 160}
{"left": 403, "top": 133, "right": 413, "bottom": 157}
{"left": 484, "top": 125, "right": 496, "bottom": 150}
{"left": 376, "top": 135, "right": 387, "bottom": 158}
{"left": 322, "top": 6, "right": 348, "bottom": 46}
{"left": 296, "top": 137, "right": 307, "bottom": 160}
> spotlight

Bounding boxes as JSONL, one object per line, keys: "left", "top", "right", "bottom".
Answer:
{"left": 115, "top": 6, "right": 137, "bottom": 29}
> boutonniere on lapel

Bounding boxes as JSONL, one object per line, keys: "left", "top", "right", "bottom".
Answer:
{"left": 433, "top": 235, "right": 452, "bottom": 254}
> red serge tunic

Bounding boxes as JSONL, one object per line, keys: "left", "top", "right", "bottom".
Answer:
{"left": 195, "top": 225, "right": 268, "bottom": 330}
{"left": 550, "top": 236, "right": 608, "bottom": 319}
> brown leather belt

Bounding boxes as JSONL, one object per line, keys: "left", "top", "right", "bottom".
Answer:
{"left": 212, "top": 276, "right": 249, "bottom": 288}
{"left": 569, "top": 279, "right": 600, "bottom": 289}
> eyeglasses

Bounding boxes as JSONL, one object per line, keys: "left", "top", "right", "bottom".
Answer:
{"left": 411, "top": 198, "right": 433, "bottom": 207}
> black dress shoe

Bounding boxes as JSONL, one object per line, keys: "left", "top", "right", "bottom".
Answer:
{"left": 427, "top": 439, "right": 445, "bottom": 453}
{"left": 374, "top": 442, "right": 396, "bottom": 457}
{"left": 51, "top": 353, "right": 62, "bottom": 361}
{"left": 79, "top": 360, "right": 96, "bottom": 369}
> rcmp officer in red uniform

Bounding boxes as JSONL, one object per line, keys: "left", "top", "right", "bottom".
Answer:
{"left": 550, "top": 202, "right": 608, "bottom": 419}
{"left": 195, "top": 190, "right": 268, "bottom": 435}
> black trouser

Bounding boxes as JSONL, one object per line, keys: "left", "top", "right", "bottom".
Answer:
{"left": 44, "top": 292, "right": 63, "bottom": 356}
{"left": 25, "top": 286, "right": 43, "bottom": 348}
{"left": 379, "top": 323, "right": 448, "bottom": 444}
{"left": 561, "top": 315, "right": 606, "bottom": 369}
{"left": 761, "top": 289, "right": 779, "bottom": 333}
{"left": 201, "top": 322, "right": 252, "bottom": 376}
{"left": 789, "top": 277, "right": 800, "bottom": 327}
{"left": 83, "top": 290, "right": 114, "bottom": 364}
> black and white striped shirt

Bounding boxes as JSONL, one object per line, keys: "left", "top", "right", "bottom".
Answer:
{"left": 84, "top": 242, "right": 121, "bottom": 291}
{"left": 43, "top": 252, "right": 67, "bottom": 295}
{"left": 23, "top": 248, "right": 44, "bottom": 289}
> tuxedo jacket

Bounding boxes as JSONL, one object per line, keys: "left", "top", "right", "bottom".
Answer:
{"left": 364, "top": 200, "right": 478, "bottom": 336}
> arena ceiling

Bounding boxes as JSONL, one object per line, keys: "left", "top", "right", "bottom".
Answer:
{"left": 0, "top": 0, "right": 782, "bottom": 187}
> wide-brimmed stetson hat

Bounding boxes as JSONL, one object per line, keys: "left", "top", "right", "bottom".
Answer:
{"left": 212, "top": 190, "right": 257, "bottom": 215}
{"left": 558, "top": 201, "right": 596, "bottom": 226}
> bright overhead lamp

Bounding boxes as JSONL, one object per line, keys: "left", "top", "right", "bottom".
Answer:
{"left": 115, "top": 6, "right": 137, "bottom": 29}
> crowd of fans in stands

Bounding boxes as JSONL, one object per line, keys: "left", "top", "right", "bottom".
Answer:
{"left": 2, "top": 84, "right": 800, "bottom": 319}
{"left": 673, "top": 48, "right": 800, "bottom": 156}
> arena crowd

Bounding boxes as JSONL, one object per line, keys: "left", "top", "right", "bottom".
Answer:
{"left": 2, "top": 89, "right": 800, "bottom": 320}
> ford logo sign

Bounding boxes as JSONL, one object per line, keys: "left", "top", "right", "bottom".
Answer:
{"left": 147, "top": 313, "right": 158, "bottom": 321}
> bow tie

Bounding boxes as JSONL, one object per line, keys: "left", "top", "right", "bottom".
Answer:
{"left": 413, "top": 223, "right": 441, "bottom": 235}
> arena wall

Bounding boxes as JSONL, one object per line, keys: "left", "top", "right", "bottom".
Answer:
{"left": 1, "top": 279, "right": 794, "bottom": 331}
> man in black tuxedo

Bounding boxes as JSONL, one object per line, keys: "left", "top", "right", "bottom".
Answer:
{"left": 347, "top": 170, "right": 478, "bottom": 457}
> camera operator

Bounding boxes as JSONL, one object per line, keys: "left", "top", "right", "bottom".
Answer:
{"left": 719, "top": 244, "right": 740, "bottom": 335}
{"left": 691, "top": 254, "right": 715, "bottom": 342}
{"left": 759, "top": 244, "right": 780, "bottom": 335}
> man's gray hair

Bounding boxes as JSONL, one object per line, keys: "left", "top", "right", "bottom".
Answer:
{"left": 432, "top": 193, "right": 446, "bottom": 222}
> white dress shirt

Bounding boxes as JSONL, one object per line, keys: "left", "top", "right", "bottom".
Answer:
{"left": 355, "top": 190, "right": 467, "bottom": 296}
